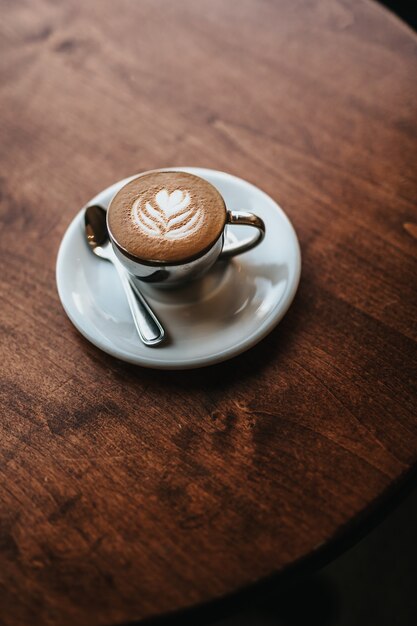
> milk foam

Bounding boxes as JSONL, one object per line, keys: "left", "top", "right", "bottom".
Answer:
{"left": 108, "top": 171, "right": 227, "bottom": 263}
{"left": 131, "top": 188, "right": 204, "bottom": 241}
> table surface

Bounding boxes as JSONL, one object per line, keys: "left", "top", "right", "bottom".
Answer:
{"left": 1, "top": 0, "right": 416, "bottom": 624}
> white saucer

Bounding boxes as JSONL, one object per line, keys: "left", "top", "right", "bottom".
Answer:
{"left": 56, "top": 168, "right": 301, "bottom": 369}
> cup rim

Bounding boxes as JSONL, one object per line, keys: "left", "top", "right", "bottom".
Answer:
{"left": 107, "top": 170, "right": 228, "bottom": 267}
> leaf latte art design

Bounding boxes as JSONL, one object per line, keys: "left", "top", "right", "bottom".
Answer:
{"left": 131, "top": 189, "right": 204, "bottom": 240}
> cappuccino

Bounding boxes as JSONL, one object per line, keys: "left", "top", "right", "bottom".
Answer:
{"left": 108, "top": 171, "right": 227, "bottom": 264}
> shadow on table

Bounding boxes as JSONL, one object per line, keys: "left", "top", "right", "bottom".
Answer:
{"left": 211, "top": 481, "right": 417, "bottom": 626}
{"left": 124, "top": 482, "right": 417, "bottom": 626}
{"left": 379, "top": 0, "right": 417, "bottom": 30}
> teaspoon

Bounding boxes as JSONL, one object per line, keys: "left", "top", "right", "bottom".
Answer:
{"left": 84, "top": 204, "right": 165, "bottom": 346}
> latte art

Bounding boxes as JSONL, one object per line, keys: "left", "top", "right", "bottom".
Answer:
{"left": 131, "top": 189, "right": 204, "bottom": 240}
{"left": 107, "top": 171, "right": 227, "bottom": 264}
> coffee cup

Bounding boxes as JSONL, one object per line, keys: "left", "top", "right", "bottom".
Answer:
{"left": 107, "top": 170, "right": 265, "bottom": 287}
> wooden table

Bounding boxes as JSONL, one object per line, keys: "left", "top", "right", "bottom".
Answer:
{"left": 1, "top": 1, "right": 416, "bottom": 624}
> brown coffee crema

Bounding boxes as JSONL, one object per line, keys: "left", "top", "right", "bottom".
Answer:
{"left": 107, "top": 171, "right": 227, "bottom": 264}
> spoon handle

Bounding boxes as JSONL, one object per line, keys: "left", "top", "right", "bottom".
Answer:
{"left": 113, "top": 260, "right": 165, "bottom": 346}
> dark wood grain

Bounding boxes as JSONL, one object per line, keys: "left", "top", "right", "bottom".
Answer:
{"left": 0, "top": 0, "right": 416, "bottom": 624}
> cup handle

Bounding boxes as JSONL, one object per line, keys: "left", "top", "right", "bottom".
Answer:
{"left": 219, "top": 210, "right": 265, "bottom": 258}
